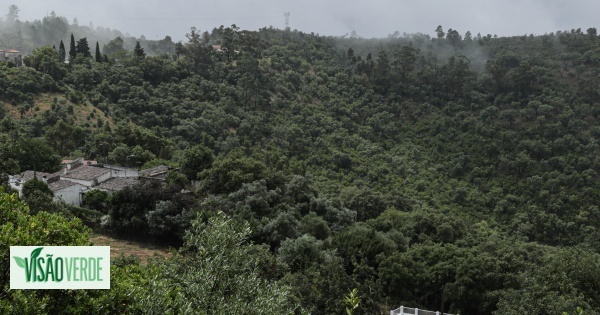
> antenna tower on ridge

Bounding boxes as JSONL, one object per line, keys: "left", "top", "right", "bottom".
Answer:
{"left": 284, "top": 12, "right": 290, "bottom": 29}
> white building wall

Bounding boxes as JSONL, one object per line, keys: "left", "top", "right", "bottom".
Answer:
{"left": 8, "top": 175, "right": 23, "bottom": 196}
{"left": 53, "top": 184, "right": 83, "bottom": 206}
{"left": 102, "top": 165, "right": 139, "bottom": 178}
{"left": 96, "top": 171, "right": 112, "bottom": 185}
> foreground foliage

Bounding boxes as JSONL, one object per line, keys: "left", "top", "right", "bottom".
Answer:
{"left": 0, "top": 189, "right": 298, "bottom": 314}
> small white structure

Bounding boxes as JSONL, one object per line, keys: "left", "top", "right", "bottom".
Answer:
{"left": 1, "top": 49, "right": 21, "bottom": 65}
{"left": 49, "top": 180, "right": 84, "bottom": 206}
{"left": 390, "top": 306, "right": 455, "bottom": 315}
{"left": 9, "top": 174, "right": 25, "bottom": 196}
{"left": 95, "top": 164, "right": 139, "bottom": 178}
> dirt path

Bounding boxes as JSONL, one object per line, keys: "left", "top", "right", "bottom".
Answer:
{"left": 90, "top": 233, "right": 173, "bottom": 264}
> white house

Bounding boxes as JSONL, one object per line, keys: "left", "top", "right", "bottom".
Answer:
{"left": 9, "top": 170, "right": 61, "bottom": 196}
{"left": 4, "top": 49, "right": 22, "bottom": 66}
{"left": 49, "top": 180, "right": 84, "bottom": 206}
{"left": 8, "top": 171, "right": 83, "bottom": 206}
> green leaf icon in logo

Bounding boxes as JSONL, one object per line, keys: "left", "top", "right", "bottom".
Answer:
{"left": 31, "top": 247, "right": 43, "bottom": 261}
{"left": 13, "top": 256, "right": 26, "bottom": 269}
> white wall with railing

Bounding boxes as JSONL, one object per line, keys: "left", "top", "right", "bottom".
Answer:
{"left": 390, "top": 306, "right": 455, "bottom": 315}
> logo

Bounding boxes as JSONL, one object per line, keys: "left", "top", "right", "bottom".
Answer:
{"left": 10, "top": 246, "right": 110, "bottom": 289}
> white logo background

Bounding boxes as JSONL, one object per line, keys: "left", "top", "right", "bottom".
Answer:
{"left": 10, "top": 246, "right": 110, "bottom": 289}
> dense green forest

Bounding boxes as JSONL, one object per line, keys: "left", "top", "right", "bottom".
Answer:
{"left": 2, "top": 6, "right": 600, "bottom": 314}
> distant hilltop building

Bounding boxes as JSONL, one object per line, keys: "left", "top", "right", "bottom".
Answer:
{"left": 0, "top": 49, "right": 22, "bottom": 66}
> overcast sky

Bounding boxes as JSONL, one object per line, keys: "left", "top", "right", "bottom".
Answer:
{"left": 3, "top": 0, "right": 599, "bottom": 41}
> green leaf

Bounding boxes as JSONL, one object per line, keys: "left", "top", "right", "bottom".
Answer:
{"left": 13, "top": 256, "right": 26, "bottom": 269}
{"left": 31, "top": 247, "right": 43, "bottom": 261}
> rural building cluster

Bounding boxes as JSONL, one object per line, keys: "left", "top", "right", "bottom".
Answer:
{"left": 8, "top": 157, "right": 171, "bottom": 206}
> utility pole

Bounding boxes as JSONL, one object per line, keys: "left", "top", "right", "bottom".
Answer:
{"left": 284, "top": 12, "right": 290, "bottom": 30}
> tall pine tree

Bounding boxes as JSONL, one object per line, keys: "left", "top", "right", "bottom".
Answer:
{"left": 69, "top": 33, "right": 76, "bottom": 60}
{"left": 58, "top": 40, "right": 66, "bottom": 62}
{"left": 75, "top": 38, "right": 92, "bottom": 58}
{"left": 95, "top": 41, "right": 102, "bottom": 62}
{"left": 134, "top": 41, "right": 145, "bottom": 58}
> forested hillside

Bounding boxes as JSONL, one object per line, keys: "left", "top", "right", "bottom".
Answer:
{"left": 2, "top": 7, "right": 600, "bottom": 314}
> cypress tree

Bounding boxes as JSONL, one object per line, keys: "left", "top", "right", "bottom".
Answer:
{"left": 95, "top": 41, "right": 102, "bottom": 62}
{"left": 58, "top": 40, "right": 66, "bottom": 62}
{"left": 69, "top": 33, "right": 76, "bottom": 60}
